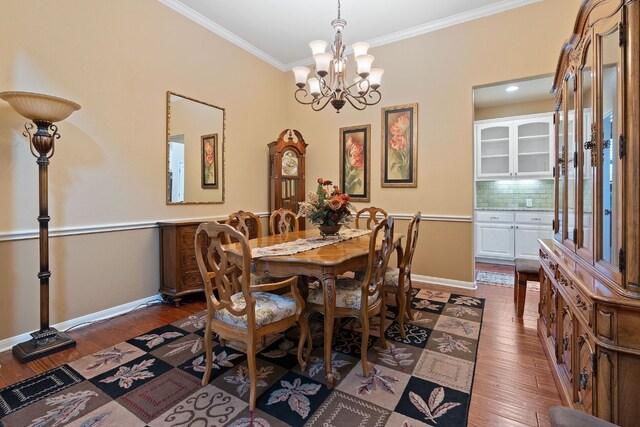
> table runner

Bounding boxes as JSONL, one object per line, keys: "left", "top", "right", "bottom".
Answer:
{"left": 251, "top": 228, "right": 370, "bottom": 258}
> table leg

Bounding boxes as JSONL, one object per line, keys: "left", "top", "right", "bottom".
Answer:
{"left": 322, "top": 273, "right": 336, "bottom": 389}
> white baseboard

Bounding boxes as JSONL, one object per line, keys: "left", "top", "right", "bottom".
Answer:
{"left": 412, "top": 274, "right": 478, "bottom": 290}
{"left": 0, "top": 295, "right": 163, "bottom": 353}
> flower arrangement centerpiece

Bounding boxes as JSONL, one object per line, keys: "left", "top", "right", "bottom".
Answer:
{"left": 298, "top": 178, "right": 354, "bottom": 236}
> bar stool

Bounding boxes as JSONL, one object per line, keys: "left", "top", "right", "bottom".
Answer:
{"left": 514, "top": 258, "right": 540, "bottom": 317}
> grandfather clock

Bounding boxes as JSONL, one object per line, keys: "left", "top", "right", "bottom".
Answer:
{"left": 268, "top": 129, "right": 307, "bottom": 229}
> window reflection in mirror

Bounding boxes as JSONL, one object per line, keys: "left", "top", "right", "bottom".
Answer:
{"left": 166, "top": 92, "right": 224, "bottom": 204}
{"left": 599, "top": 28, "right": 619, "bottom": 267}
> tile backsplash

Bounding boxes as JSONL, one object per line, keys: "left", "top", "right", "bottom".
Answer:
{"left": 476, "top": 179, "right": 554, "bottom": 209}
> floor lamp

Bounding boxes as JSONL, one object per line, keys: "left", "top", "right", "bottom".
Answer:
{"left": 0, "top": 91, "right": 81, "bottom": 363}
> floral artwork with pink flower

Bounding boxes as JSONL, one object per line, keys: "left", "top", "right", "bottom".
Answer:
{"left": 201, "top": 134, "right": 218, "bottom": 187}
{"left": 385, "top": 110, "right": 413, "bottom": 181}
{"left": 343, "top": 132, "right": 367, "bottom": 196}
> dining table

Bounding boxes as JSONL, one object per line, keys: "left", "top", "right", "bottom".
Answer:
{"left": 225, "top": 228, "right": 403, "bottom": 389}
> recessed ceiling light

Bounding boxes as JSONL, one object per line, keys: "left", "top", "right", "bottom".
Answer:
{"left": 506, "top": 85, "right": 519, "bottom": 92}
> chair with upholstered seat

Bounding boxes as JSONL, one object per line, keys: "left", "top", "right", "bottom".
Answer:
{"left": 304, "top": 217, "right": 395, "bottom": 376}
{"left": 355, "top": 206, "right": 388, "bottom": 230}
{"left": 269, "top": 208, "right": 299, "bottom": 235}
{"left": 383, "top": 211, "right": 421, "bottom": 339}
{"left": 196, "top": 222, "right": 307, "bottom": 412}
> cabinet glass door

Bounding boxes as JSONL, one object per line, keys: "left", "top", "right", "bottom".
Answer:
{"left": 566, "top": 75, "right": 577, "bottom": 247}
{"left": 516, "top": 119, "right": 553, "bottom": 177}
{"left": 580, "top": 41, "right": 594, "bottom": 261}
{"left": 555, "top": 104, "right": 565, "bottom": 243}
{"left": 597, "top": 27, "right": 622, "bottom": 275}
{"left": 477, "top": 124, "right": 511, "bottom": 178}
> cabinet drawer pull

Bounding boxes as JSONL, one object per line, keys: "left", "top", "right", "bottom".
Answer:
{"left": 489, "top": 216, "right": 500, "bottom": 219}
{"left": 532, "top": 217, "right": 542, "bottom": 221}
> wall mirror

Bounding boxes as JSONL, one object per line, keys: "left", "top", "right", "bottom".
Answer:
{"left": 166, "top": 91, "right": 225, "bottom": 204}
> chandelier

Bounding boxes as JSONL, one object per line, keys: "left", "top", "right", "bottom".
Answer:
{"left": 292, "top": 0, "right": 383, "bottom": 113}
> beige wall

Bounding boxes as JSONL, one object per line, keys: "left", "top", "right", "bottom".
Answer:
{"left": 0, "top": 0, "right": 287, "bottom": 341}
{"left": 0, "top": 0, "right": 583, "bottom": 342}
{"left": 286, "top": 0, "right": 581, "bottom": 282}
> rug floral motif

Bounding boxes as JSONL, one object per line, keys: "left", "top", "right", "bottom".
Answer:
{"left": 0, "top": 290, "right": 484, "bottom": 427}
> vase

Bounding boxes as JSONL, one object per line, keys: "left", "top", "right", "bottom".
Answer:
{"left": 318, "top": 224, "right": 342, "bottom": 238}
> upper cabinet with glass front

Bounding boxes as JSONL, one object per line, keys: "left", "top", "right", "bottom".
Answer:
{"left": 551, "top": 0, "right": 639, "bottom": 292}
{"left": 475, "top": 114, "right": 554, "bottom": 180}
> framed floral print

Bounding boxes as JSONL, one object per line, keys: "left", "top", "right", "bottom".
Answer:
{"left": 339, "top": 124, "right": 371, "bottom": 202}
{"left": 201, "top": 133, "right": 218, "bottom": 188}
{"left": 381, "top": 103, "right": 418, "bottom": 187}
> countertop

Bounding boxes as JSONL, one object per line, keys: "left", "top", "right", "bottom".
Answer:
{"left": 475, "top": 207, "right": 553, "bottom": 212}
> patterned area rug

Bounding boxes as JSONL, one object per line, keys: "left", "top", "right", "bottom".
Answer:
{"left": 0, "top": 290, "right": 485, "bottom": 426}
{"left": 475, "top": 270, "right": 540, "bottom": 292}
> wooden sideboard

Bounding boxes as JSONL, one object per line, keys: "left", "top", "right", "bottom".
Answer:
{"left": 541, "top": 0, "right": 640, "bottom": 425}
{"left": 158, "top": 220, "right": 210, "bottom": 306}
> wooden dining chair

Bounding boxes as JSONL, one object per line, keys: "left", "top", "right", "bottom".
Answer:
{"left": 355, "top": 206, "right": 388, "bottom": 230}
{"left": 383, "top": 211, "right": 421, "bottom": 338}
{"left": 269, "top": 208, "right": 299, "bottom": 235}
{"left": 224, "top": 210, "right": 262, "bottom": 244}
{"left": 196, "top": 222, "right": 307, "bottom": 412}
{"left": 304, "top": 217, "right": 395, "bottom": 376}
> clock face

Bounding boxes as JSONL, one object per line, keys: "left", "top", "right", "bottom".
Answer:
{"left": 282, "top": 150, "right": 299, "bottom": 176}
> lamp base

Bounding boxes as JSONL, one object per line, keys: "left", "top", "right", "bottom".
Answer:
{"left": 12, "top": 328, "right": 76, "bottom": 363}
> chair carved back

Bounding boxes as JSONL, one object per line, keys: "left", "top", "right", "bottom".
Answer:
{"left": 401, "top": 212, "right": 422, "bottom": 280}
{"left": 195, "top": 222, "right": 255, "bottom": 320}
{"left": 355, "top": 206, "right": 388, "bottom": 230}
{"left": 224, "top": 210, "right": 262, "bottom": 244}
{"left": 269, "top": 208, "right": 299, "bottom": 235}
{"left": 360, "top": 217, "right": 395, "bottom": 308}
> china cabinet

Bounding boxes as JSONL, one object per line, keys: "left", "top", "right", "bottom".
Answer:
{"left": 268, "top": 129, "right": 307, "bottom": 228}
{"left": 475, "top": 113, "right": 554, "bottom": 180}
{"left": 539, "top": 1, "right": 640, "bottom": 425}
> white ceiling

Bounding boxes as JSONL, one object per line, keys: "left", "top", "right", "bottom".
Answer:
{"left": 159, "top": 0, "right": 542, "bottom": 71}
{"left": 474, "top": 75, "right": 554, "bottom": 108}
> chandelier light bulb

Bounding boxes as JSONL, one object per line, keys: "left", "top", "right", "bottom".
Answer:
{"left": 369, "top": 68, "right": 384, "bottom": 89}
{"left": 293, "top": 67, "right": 311, "bottom": 88}
{"left": 355, "top": 54, "right": 374, "bottom": 77}
{"left": 351, "top": 42, "right": 370, "bottom": 57}
{"left": 309, "top": 40, "right": 328, "bottom": 55}
{"left": 308, "top": 77, "right": 321, "bottom": 97}
{"left": 314, "top": 52, "right": 333, "bottom": 77}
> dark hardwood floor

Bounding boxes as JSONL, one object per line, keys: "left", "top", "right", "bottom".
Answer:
{"left": 0, "top": 264, "right": 560, "bottom": 426}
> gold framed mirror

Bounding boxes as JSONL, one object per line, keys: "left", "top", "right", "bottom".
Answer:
{"left": 166, "top": 91, "right": 225, "bottom": 204}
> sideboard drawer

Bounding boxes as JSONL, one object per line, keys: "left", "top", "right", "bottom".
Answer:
{"left": 476, "top": 211, "right": 515, "bottom": 223}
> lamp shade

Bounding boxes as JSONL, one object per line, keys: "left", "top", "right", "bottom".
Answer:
{"left": 309, "top": 40, "right": 328, "bottom": 56}
{"left": 292, "top": 67, "right": 311, "bottom": 86}
{"left": 351, "top": 42, "right": 370, "bottom": 57}
{"left": 355, "top": 55, "right": 375, "bottom": 76}
{"left": 0, "top": 91, "right": 80, "bottom": 123}
{"left": 369, "top": 68, "right": 384, "bottom": 88}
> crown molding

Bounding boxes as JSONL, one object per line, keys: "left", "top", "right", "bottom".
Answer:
{"left": 157, "top": 0, "right": 288, "bottom": 71}
{"left": 286, "top": 0, "right": 543, "bottom": 70}
{"left": 159, "top": 0, "right": 541, "bottom": 72}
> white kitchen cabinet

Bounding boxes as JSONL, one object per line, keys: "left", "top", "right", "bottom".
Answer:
{"left": 475, "top": 223, "right": 515, "bottom": 260}
{"left": 475, "top": 210, "right": 553, "bottom": 261}
{"left": 475, "top": 113, "right": 554, "bottom": 180}
{"left": 515, "top": 225, "right": 553, "bottom": 259}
